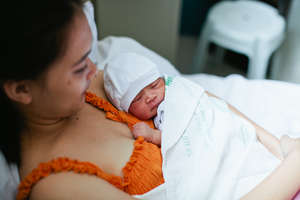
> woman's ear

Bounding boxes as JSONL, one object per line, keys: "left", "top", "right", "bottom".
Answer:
{"left": 3, "top": 80, "right": 32, "bottom": 104}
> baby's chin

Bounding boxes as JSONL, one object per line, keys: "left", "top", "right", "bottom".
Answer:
{"left": 137, "top": 111, "right": 157, "bottom": 120}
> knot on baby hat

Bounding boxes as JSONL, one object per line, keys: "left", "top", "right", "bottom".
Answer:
{"left": 104, "top": 52, "right": 161, "bottom": 112}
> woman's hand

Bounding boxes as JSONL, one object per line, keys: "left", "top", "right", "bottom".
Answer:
{"left": 280, "top": 135, "right": 300, "bottom": 158}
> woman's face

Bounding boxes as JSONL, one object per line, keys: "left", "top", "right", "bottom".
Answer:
{"left": 29, "top": 11, "right": 97, "bottom": 121}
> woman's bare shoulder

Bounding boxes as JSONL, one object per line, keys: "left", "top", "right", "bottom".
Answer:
{"left": 30, "top": 171, "right": 136, "bottom": 200}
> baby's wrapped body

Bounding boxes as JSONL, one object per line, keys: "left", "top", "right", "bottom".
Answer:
{"left": 137, "top": 76, "right": 280, "bottom": 200}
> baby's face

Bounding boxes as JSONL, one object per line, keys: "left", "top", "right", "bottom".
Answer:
{"left": 129, "top": 78, "right": 165, "bottom": 120}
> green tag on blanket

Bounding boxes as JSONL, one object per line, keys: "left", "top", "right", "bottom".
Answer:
{"left": 165, "top": 76, "right": 173, "bottom": 86}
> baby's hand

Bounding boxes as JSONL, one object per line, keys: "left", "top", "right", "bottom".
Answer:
{"left": 132, "top": 122, "right": 153, "bottom": 140}
{"left": 132, "top": 122, "right": 162, "bottom": 146}
{"left": 280, "top": 135, "right": 300, "bottom": 158}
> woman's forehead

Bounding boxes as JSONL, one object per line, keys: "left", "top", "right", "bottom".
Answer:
{"left": 59, "top": 11, "right": 92, "bottom": 66}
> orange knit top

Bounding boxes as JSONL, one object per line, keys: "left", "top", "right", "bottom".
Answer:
{"left": 17, "top": 92, "right": 164, "bottom": 200}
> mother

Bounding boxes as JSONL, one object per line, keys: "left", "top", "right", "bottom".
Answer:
{"left": 1, "top": 0, "right": 300, "bottom": 199}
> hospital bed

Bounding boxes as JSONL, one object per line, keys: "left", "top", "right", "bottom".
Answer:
{"left": 1, "top": 2, "right": 300, "bottom": 199}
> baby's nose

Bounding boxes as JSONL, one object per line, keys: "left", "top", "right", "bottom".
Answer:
{"left": 145, "top": 93, "right": 156, "bottom": 103}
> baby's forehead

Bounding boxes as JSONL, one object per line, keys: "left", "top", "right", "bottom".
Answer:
{"left": 140, "top": 77, "right": 164, "bottom": 91}
{"left": 146, "top": 77, "right": 163, "bottom": 87}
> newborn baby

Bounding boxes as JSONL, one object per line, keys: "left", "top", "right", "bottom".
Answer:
{"left": 104, "top": 52, "right": 166, "bottom": 145}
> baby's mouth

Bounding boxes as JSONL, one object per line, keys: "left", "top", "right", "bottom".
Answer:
{"left": 151, "top": 99, "right": 162, "bottom": 111}
{"left": 150, "top": 102, "right": 158, "bottom": 111}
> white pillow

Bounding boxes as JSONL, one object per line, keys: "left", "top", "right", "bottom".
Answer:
{"left": 0, "top": 153, "right": 19, "bottom": 200}
{"left": 83, "top": 1, "right": 102, "bottom": 69}
{"left": 97, "top": 36, "right": 181, "bottom": 77}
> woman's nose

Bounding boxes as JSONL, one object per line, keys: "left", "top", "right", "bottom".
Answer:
{"left": 86, "top": 58, "right": 97, "bottom": 80}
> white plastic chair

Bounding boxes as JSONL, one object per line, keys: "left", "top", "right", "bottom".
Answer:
{"left": 192, "top": 0, "right": 285, "bottom": 79}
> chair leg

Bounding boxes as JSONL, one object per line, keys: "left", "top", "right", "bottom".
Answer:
{"left": 214, "top": 46, "right": 225, "bottom": 66}
{"left": 247, "top": 39, "right": 273, "bottom": 79}
{"left": 269, "top": 48, "right": 282, "bottom": 80}
{"left": 191, "top": 24, "right": 211, "bottom": 73}
{"left": 248, "top": 50, "right": 272, "bottom": 79}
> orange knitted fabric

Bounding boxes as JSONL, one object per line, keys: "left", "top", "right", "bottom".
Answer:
{"left": 17, "top": 92, "right": 164, "bottom": 200}
{"left": 85, "top": 91, "right": 155, "bottom": 130}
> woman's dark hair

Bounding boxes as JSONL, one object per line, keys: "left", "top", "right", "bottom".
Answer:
{"left": 0, "top": 0, "right": 84, "bottom": 165}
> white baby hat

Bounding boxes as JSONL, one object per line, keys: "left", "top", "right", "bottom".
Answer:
{"left": 104, "top": 52, "right": 161, "bottom": 112}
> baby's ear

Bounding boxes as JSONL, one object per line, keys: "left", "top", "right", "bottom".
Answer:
{"left": 3, "top": 80, "right": 32, "bottom": 104}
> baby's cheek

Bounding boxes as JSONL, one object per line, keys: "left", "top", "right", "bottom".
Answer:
{"left": 128, "top": 103, "right": 136, "bottom": 114}
{"left": 129, "top": 104, "right": 142, "bottom": 117}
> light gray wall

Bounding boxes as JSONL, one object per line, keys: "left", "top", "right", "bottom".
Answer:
{"left": 94, "top": 0, "right": 181, "bottom": 64}
{"left": 271, "top": 0, "right": 300, "bottom": 83}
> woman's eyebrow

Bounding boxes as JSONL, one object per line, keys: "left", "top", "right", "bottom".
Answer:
{"left": 73, "top": 49, "right": 91, "bottom": 66}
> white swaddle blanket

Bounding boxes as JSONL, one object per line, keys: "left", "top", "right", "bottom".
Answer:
{"left": 162, "top": 76, "right": 257, "bottom": 200}
{"left": 136, "top": 76, "right": 280, "bottom": 200}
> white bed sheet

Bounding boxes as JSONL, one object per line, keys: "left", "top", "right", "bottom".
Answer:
{"left": 185, "top": 73, "right": 300, "bottom": 138}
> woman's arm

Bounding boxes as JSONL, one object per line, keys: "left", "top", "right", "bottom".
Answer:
{"left": 241, "top": 148, "right": 300, "bottom": 200}
{"left": 206, "top": 91, "right": 300, "bottom": 199}
{"left": 206, "top": 91, "right": 284, "bottom": 160}
{"left": 30, "top": 172, "right": 138, "bottom": 200}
